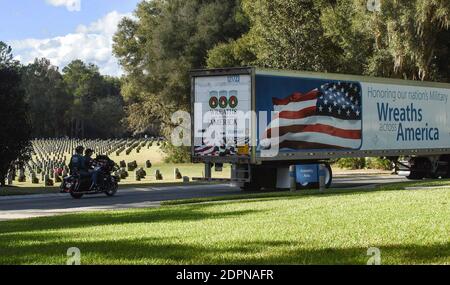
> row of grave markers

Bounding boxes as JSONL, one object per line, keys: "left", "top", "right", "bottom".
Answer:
{"left": 4, "top": 138, "right": 188, "bottom": 187}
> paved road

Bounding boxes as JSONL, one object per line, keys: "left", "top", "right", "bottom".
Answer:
{"left": 0, "top": 174, "right": 408, "bottom": 221}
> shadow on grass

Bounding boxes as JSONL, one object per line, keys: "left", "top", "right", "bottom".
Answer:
{"left": 0, "top": 203, "right": 267, "bottom": 235}
{"left": 0, "top": 234, "right": 448, "bottom": 265}
{"left": 163, "top": 179, "right": 450, "bottom": 206}
{"left": 1, "top": 181, "right": 449, "bottom": 264}
{"left": 161, "top": 188, "right": 378, "bottom": 207}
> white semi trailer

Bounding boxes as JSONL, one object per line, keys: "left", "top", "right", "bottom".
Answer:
{"left": 191, "top": 67, "right": 450, "bottom": 190}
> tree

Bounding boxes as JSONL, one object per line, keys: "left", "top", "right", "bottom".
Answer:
{"left": 0, "top": 43, "right": 31, "bottom": 187}
{"left": 63, "top": 60, "right": 103, "bottom": 138}
{"left": 317, "top": 0, "right": 450, "bottom": 81}
{"left": 0, "top": 42, "right": 19, "bottom": 69}
{"left": 113, "top": 0, "right": 248, "bottom": 127}
{"left": 364, "top": 0, "right": 450, "bottom": 81}
{"left": 114, "top": 0, "right": 249, "bottom": 160}
{"left": 309, "top": 0, "right": 450, "bottom": 81}
{"left": 91, "top": 95, "right": 126, "bottom": 138}
{"left": 207, "top": 33, "right": 258, "bottom": 68}
{"left": 21, "top": 58, "right": 72, "bottom": 137}
{"left": 207, "top": 0, "right": 342, "bottom": 72}
{"left": 62, "top": 60, "right": 125, "bottom": 138}
{"left": 319, "top": 0, "right": 374, "bottom": 75}
{"left": 208, "top": 0, "right": 450, "bottom": 82}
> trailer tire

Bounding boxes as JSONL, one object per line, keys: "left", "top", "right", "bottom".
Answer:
{"left": 324, "top": 163, "right": 333, "bottom": 188}
{"left": 406, "top": 172, "right": 424, "bottom": 180}
{"left": 440, "top": 155, "right": 450, "bottom": 178}
{"left": 406, "top": 157, "right": 427, "bottom": 180}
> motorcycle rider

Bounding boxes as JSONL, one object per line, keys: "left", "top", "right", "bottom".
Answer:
{"left": 69, "top": 146, "right": 87, "bottom": 175}
{"left": 69, "top": 146, "right": 97, "bottom": 190}
{"left": 84, "top": 148, "right": 94, "bottom": 168}
{"left": 84, "top": 148, "right": 99, "bottom": 190}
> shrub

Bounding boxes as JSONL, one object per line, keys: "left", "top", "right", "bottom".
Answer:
{"left": 366, "top": 157, "right": 393, "bottom": 170}
{"left": 335, "top": 158, "right": 366, "bottom": 170}
{"left": 162, "top": 143, "right": 190, "bottom": 163}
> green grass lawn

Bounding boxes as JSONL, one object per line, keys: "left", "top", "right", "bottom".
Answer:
{"left": 0, "top": 181, "right": 449, "bottom": 265}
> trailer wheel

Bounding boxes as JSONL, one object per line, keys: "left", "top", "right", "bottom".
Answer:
{"left": 440, "top": 155, "right": 450, "bottom": 178}
{"left": 407, "top": 172, "right": 424, "bottom": 180}
{"left": 406, "top": 157, "right": 428, "bottom": 180}
{"left": 324, "top": 163, "right": 333, "bottom": 188}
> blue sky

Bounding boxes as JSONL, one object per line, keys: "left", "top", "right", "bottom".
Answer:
{"left": 0, "top": 0, "right": 142, "bottom": 76}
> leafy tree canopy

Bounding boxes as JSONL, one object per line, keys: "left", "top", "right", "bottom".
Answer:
{"left": 0, "top": 42, "right": 31, "bottom": 186}
{"left": 62, "top": 59, "right": 125, "bottom": 138}
{"left": 113, "top": 0, "right": 249, "bottom": 137}
{"left": 21, "top": 58, "right": 72, "bottom": 137}
{"left": 208, "top": 0, "right": 450, "bottom": 82}
{"left": 0, "top": 42, "right": 19, "bottom": 69}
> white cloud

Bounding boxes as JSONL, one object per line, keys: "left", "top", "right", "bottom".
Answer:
{"left": 46, "top": 0, "right": 81, "bottom": 12}
{"left": 9, "top": 11, "right": 130, "bottom": 77}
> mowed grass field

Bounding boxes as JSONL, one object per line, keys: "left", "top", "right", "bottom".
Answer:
{"left": 0, "top": 181, "right": 449, "bottom": 265}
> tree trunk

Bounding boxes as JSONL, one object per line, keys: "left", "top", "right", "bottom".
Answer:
{"left": 81, "top": 120, "right": 85, "bottom": 139}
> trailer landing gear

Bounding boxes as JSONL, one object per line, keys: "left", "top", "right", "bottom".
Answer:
{"left": 238, "top": 165, "right": 277, "bottom": 192}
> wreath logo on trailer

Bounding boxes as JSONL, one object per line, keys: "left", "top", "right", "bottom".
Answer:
{"left": 209, "top": 91, "right": 239, "bottom": 109}
{"left": 219, "top": 96, "right": 228, "bottom": 108}
{"left": 209, "top": 97, "right": 218, "bottom": 109}
{"left": 229, "top": 96, "right": 238, "bottom": 108}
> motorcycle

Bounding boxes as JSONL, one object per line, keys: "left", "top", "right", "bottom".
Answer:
{"left": 61, "top": 155, "right": 119, "bottom": 199}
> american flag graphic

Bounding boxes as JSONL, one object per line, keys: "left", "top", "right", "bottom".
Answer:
{"left": 195, "top": 132, "right": 250, "bottom": 156}
{"left": 194, "top": 145, "right": 217, "bottom": 156}
{"left": 261, "top": 81, "right": 362, "bottom": 150}
{"left": 195, "top": 136, "right": 250, "bottom": 156}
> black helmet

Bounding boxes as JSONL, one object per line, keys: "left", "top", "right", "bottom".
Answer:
{"left": 75, "top": 146, "right": 84, "bottom": 154}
